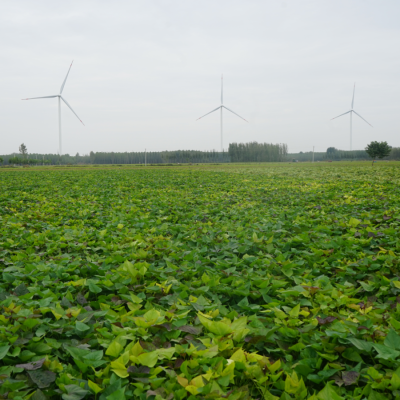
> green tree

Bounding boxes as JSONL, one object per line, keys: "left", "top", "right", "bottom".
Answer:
{"left": 19, "top": 143, "right": 28, "bottom": 159}
{"left": 0, "top": 157, "right": 3, "bottom": 165}
{"left": 365, "top": 141, "right": 391, "bottom": 166}
{"left": 326, "top": 147, "right": 337, "bottom": 156}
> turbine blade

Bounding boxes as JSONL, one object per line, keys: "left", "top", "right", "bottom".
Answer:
{"left": 60, "top": 61, "right": 74, "bottom": 94}
{"left": 221, "top": 74, "right": 223, "bottom": 105}
{"left": 61, "top": 96, "right": 84, "bottom": 125}
{"left": 196, "top": 106, "right": 221, "bottom": 120}
{"left": 22, "top": 95, "right": 58, "bottom": 100}
{"left": 351, "top": 83, "right": 355, "bottom": 109}
{"left": 222, "top": 106, "right": 248, "bottom": 122}
{"left": 331, "top": 110, "right": 351, "bottom": 120}
{"left": 353, "top": 110, "right": 373, "bottom": 127}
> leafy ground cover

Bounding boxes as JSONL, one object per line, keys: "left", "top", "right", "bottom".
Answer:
{"left": 1, "top": 162, "right": 400, "bottom": 400}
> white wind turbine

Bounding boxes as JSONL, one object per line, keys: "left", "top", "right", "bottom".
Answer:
{"left": 197, "top": 75, "right": 248, "bottom": 152}
{"left": 331, "top": 83, "right": 372, "bottom": 150}
{"left": 22, "top": 61, "right": 84, "bottom": 157}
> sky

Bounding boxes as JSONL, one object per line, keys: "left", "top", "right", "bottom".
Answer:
{"left": 1, "top": 0, "right": 400, "bottom": 155}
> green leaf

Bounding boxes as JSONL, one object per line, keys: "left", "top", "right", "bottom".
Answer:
{"left": 373, "top": 343, "right": 400, "bottom": 360}
{"left": 31, "top": 389, "right": 47, "bottom": 400}
{"left": 317, "top": 382, "right": 343, "bottom": 400}
{"left": 88, "top": 281, "right": 102, "bottom": 294}
{"left": 106, "top": 388, "right": 126, "bottom": 400}
{"left": 23, "top": 318, "right": 41, "bottom": 329}
{"left": 106, "top": 341, "right": 124, "bottom": 358}
{"left": 347, "top": 338, "right": 373, "bottom": 352}
{"left": 348, "top": 218, "right": 361, "bottom": 227}
{"left": 135, "top": 351, "right": 158, "bottom": 367}
{"left": 390, "top": 370, "right": 400, "bottom": 390}
{"left": 99, "top": 381, "right": 122, "bottom": 400}
{"left": 62, "top": 384, "right": 89, "bottom": 400}
{"left": 28, "top": 370, "right": 56, "bottom": 388}
{"left": 368, "top": 390, "right": 387, "bottom": 400}
{"left": 14, "top": 283, "right": 29, "bottom": 296}
{"left": 342, "top": 348, "right": 363, "bottom": 363}
{"left": 0, "top": 345, "right": 10, "bottom": 360}
{"left": 237, "top": 297, "right": 249, "bottom": 308}
{"left": 384, "top": 329, "right": 400, "bottom": 350}
{"left": 76, "top": 321, "right": 90, "bottom": 332}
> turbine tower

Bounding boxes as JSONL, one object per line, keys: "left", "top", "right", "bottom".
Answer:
{"left": 22, "top": 61, "right": 84, "bottom": 157}
{"left": 331, "top": 84, "right": 372, "bottom": 150}
{"left": 197, "top": 75, "right": 247, "bottom": 152}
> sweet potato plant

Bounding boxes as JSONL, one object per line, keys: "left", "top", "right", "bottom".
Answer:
{"left": 1, "top": 163, "right": 400, "bottom": 399}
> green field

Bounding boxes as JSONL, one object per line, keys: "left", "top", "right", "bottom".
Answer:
{"left": 1, "top": 162, "right": 400, "bottom": 399}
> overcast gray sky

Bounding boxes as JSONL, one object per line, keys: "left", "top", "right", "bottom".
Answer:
{"left": 1, "top": 0, "right": 399, "bottom": 155}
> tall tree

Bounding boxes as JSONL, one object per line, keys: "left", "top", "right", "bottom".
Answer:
{"left": 19, "top": 143, "right": 28, "bottom": 159}
{"left": 365, "top": 141, "right": 391, "bottom": 165}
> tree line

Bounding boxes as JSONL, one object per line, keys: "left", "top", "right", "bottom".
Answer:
{"left": 228, "top": 142, "right": 288, "bottom": 162}
{"left": 3, "top": 141, "right": 398, "bottom": 166}
{"left": 289, "top": 144, "right": 400, "bottom": 162}
{"left": 89, "top": 150, "right": 229, "bottom": 164}
{"left": 1, "top": 142, "right": 290, "bottom": 165}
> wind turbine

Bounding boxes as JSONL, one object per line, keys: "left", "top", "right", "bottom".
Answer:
{"left": 22, "top": 61, "right": 84, "bottom": 157}
{"left": 331, "top": 84, "right": 372, "bottom": 150}
{"left": 197, "top": 75, "right": 247, "bottom": 152}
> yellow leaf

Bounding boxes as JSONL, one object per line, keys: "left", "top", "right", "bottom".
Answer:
{"left": 177, "top": 376, "right": 188, "bottom": 387}
{"left": 221, "top": 360, "right": 235, "bottom": 381}
{"left": 68, "top": 279, "right": 86, "bottom": 287}
{"left": 106, "top": 341, "right": 123, "bottom": 358}
{"left": 190, "top": 375, "right": 205, "bottom": 388}
{"left": 269, "top": 359, "right": 281, "bottom": 373}
{"left": 198, "top": 313, "right": 232, "bottom": 336}
{"left": 185, "top": 385, "right": 199, "bottom": 395}
{"left": 232, "top": 328, "right": 250, "bottom": 342}
{"left": 289, "top": 304, "right": 300, "bottom": 318}
{"left": 130, "top": 294, "right": 143, "bottom": 304}
{"left": 230, "top": 348, "right": 246, "bottom": 362}
{"left": 71, "top": 308, "right": 81, "bottom": 318}
{"left": 135, "top": 351, "right": 158, "bottom": 367}
{"left": 130, "top": 341, "right": 144, "bottom": 357}
{"left": 112, "top": 367, "right": 129, "bottom": 378}
{"left": 88, "top": 380, "right": 103, "bottom": 394}
{"left": 393, "top": 281, "right": 400, "bottom": 289}
{"left": 347, "top": 304, "right": 360, "bottom": 311}
{"left": 51, "top": 310, "right": 63, "bottom": 320}
{"left": 231, "top": 316, "right": 247, "bottom": 330}
{"left": 210, "top": 309, "right": 220, "bottom": 318}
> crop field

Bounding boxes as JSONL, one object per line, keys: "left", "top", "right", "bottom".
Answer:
{"left": 1, "top": 162, "right": 400, "bottom": 400}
